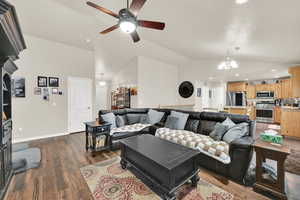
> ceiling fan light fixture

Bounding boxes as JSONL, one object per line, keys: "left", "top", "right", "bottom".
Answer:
{"left": 120, "top": 21, "right": 136, "bottom": 34}
{"left": 235, "top": 0, "right": 248, "bottom": 5}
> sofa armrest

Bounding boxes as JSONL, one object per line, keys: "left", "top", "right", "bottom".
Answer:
{"left": 148, "top": 122, "right": 165, "bottom": 135}
{"left": 154, "top": 122, "right": 165, "bottom": 128}
{"left": 229, "top": 136, "right": 254, "bottom": 150}
{"left": 228, "top": 136, "right": 254, "bottom": 182}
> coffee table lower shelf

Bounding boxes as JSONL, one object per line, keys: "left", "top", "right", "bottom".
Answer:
{"left": 120, "top": 158, "right": 200, "bottom": 200}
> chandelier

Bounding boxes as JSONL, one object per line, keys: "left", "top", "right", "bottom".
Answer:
{"left": 218, "top": 49, "right": 239, "bottom": 70}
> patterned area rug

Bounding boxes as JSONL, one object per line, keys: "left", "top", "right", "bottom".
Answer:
{"left": 80, "top": 157, "right": 234, "bottom": 200}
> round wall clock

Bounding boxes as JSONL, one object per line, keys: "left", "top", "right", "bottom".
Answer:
{"left": 178, "top": 81, "right": 194, "bottom": 98}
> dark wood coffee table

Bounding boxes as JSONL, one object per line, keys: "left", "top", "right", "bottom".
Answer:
{"left": 120, "top": 134, "right": 200, "bottom": 200}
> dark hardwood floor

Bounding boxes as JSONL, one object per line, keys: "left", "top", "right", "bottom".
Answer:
{"left": 4, "top": 132, "right": 276, "bottom": 200}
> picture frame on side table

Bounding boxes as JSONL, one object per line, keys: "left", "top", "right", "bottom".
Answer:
{"left": 38, "top": 76, "right": 47, "bottom": 87}
{"left": 49, "top": 77, "right": 59, "bottom": 87}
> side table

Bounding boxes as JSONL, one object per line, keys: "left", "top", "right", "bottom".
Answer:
{"left": 253, "top": 139, "right": 290, "bottom": 200}
{"left": 84, "top": 121, "right": 111, "bottom": 157}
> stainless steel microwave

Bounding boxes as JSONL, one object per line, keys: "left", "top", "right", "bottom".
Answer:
{"left": 256, "top": 91, "right": 274, "bottom": 99}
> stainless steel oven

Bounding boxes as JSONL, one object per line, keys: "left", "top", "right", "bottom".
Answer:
{"left": 256, "top": 101, "right": 275, "bottom": 123}
{"left": 256, "top": 91, "right": 274, "bottom": 99}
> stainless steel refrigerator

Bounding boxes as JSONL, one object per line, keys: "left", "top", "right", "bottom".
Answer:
{"left": 226, "top": 92, "right": 246, "bottom": 106}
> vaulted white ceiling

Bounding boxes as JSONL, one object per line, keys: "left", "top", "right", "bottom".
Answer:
{"left": 10, "top": 0, "right": 300, "bottom": 80}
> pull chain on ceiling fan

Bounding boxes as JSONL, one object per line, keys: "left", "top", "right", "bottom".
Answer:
{"left": 87, "top": 0, "right": 165, "bottom": 43}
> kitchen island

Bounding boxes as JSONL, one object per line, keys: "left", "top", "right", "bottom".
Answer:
{"left": 281, "top": 107, "right": 300, "bottom": 138}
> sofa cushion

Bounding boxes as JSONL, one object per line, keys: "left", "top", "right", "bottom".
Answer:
{"left": 222, "top": 117, "right": 236, "bottom": 129}
{"left": 116, "top": 115, "right": 127, "bottom": 127}
{"left": 101, "top": 112, "right": 116, "bottom": 128}
{"left": 147, "top": 109, "right": 164, "bottom": 125}
{"left": 110, "top": 123, "right": 151, "bottom": 136}
{"left": 165, "top": 116, "right": 179, "bottom": 129}
{"left": 209, "top": 123, "right": 228, "bottom": 141}
{"left": 185, "top": 119, "right": 200, "bottom": 133}
{"left": 126, "top": 114, "right": 143, "bottom": 125}
{"left": 199, "top": 120, "right": 217, "bottom": 135}
{"left": 223, "top": 122, "right": 249, "bottom": 143}
{"left": 155, "top": 128, "right": 230, "bottom": 164}
{"left": 139, "top": 114, "right": 150, "bottom": 124}
{"left": 170, "top": 111, "right": 189, "bottom": 130}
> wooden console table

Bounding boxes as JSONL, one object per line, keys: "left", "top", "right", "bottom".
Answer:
{"left": 253, "top": 140, "right": 290, "bottom": 200}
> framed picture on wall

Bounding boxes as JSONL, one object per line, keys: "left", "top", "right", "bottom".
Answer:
{"left": 38, "top": 76, "right": 47, "bottom": 87}
{"left": 49, "top": 77, "right": 59, "bottom": 87}
{"left": 12, "top": 77, "right": 26, "bottom": 97}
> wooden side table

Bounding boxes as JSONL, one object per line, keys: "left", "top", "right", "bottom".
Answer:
{"left": 84, "top": 121, "right": 111, "bottom": 157}
{"left": 253, "top": 139, "right": 290, "bottom": 200}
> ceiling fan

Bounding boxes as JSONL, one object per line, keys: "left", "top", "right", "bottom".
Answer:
{"left": 86, "top": 0, "right": 165, "bottom": 43}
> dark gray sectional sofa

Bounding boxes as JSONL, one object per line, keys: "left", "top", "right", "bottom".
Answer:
{"left": 98, "top": 108, "right": 256, "bottom": 183}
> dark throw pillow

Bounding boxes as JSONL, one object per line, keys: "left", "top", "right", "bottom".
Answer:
{"left": 165, "top": 116, "right": 179, "bottom": 129}
{"left": 116, "top": 115, "right": 127, "bottom": 127}
{"left": 126, "top": 114, "right": 142, "bottom": 125}
{"left": 209, "top": 123, "right": 229, "bottom": 141}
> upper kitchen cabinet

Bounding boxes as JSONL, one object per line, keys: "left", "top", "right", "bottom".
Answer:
{"left": 246, "top": 84, "right": 256, "bottom": 99}
{"left": 227, "top": 82, "right": 247, "bottom": 92}
{"left": 288, "top": 66, "right": 300, "bottom": 98}
{"left": 274, "top": 83, "right": 282, "bottom": 99}
{"left": 255, "top": 84, "right": 275, "bottom": 92}
{"left": 280, "top": 78, "right": 292, "bottom": 99}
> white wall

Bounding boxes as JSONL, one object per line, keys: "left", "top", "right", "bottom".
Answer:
{"left": 12, "top": 35, "right": 95, "bottom": 143}
{"left": 111, "top": 57, "right": 138, "bottom": 89}
{"left": 137, "top": 56, "right": 179, "bottom": 108}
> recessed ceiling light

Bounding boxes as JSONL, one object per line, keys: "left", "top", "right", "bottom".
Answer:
{"left": 271, "top": 69, "right": 277, "bottom": 72}
{"left": 275, "top": 75, "right": 279, "bottom": 78}
{"left": 236, "top": 0, "right": 248, "bottom": 5}
{"left": 245, "top": 78, "right": 249, "bottom": 81}
{"left": 86, "top": 38, "right": 91, "bottom": 43}
{"left": 209, "top": 77, "right": 214, "bottom": 80}
{"left": 235, "top": 73, "right": 240, "bottom": 77}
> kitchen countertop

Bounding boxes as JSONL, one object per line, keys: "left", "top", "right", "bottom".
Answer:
{"left": 281, "top": 106, "right": 300, "bottom": 111}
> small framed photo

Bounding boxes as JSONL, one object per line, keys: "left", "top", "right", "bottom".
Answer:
{"left": 34, "top": 87, "right": 41, "bottom": 95}
{"left": 38, "top": 76, "right": 48, "bottom": 87}
{"left": 197, "top": 88, "right": 202, "bottom": 97}
{"left": 49, "top": 77, "right": 59, "bottom": 87}
{"left": 52, "top": 88, "right": 58, "bottom": 94}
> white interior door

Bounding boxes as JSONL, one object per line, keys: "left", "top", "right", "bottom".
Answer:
{"left": 68, "top": 77, "right": 93, "bottom": 133}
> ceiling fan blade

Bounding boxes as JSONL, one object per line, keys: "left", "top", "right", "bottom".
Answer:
{"left": 138, "top": 20, "right": 165, "bottom": 30}
{"left": 86, "top": 1, "right": 119, "bottom": 19}
{"left": 129, "top": 0, "right": 147, "bottom": 16}
{"left": 100, "top": 24, "right": 119, "bottom": 34}
{"left": 131, "top": 31, "right": 140, "bottom": 43}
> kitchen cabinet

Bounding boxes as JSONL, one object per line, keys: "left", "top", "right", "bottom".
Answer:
{"left": 227, "top": 82, "right": 247, "bottom": 92}
{"left": 246, "top": 84, "right": 256, "bottom": 99}
{"left": 227, "top": 107, "right": 247, "bottom": 115}
{"left": 274, "top": 106, "right": 281, "bottom": 124}
{"left": 246, "top": 106, "right": 256, "bottom": 120}
{"left": 280, "top": 79, "right": 292, "bottom": 99}
{"left": 274, "top": 83, "right": 282, "bottom": 99}
{"left": 288, "top": 66, "right": 300, "bottom": 98}
{"left": 255, "top": 84, "right": 275, "bottom": 92}
{"left": 281, "top": 109, "right": 300, "bottom": 138}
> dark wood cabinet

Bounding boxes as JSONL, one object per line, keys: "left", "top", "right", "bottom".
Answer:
{"left": 0, "top": 1, "right": 26, "bottom": 199}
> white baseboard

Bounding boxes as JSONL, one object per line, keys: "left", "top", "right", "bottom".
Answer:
{"left": 12, "top": 132, "right": 69, "bottom": 144}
